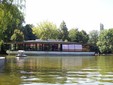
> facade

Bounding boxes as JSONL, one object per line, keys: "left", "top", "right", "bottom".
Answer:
{"left": 8, "top": 39, "right": 83, "bottom": 52}
{"left": 6, "top": 40, "right": 95, "bottom": 56}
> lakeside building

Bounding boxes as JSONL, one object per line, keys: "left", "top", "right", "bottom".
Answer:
{"left": 7, "top": 39, "right": 83, "bottom": 52}
{"left": 6, "top": 39, "right": 95, "bottom": 56}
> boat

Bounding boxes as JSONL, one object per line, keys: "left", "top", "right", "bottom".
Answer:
{"left": 16, "top": 50, "right": 27, "bottom": 57}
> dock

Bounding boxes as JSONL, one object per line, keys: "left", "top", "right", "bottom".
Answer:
{"left": 7, "top": 51, "right": 95, "bottom": 56}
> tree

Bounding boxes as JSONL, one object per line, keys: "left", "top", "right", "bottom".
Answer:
{"left": 2, "top": 5, "right": 24, "bottom": 42}
{"left": 33, "top": 21, "right": 59, "bottom": 40}
{"left": 97, "top": 29, "right": 113, "bottom": 53}
{"left": 0, "top": 0, "right": 25, "bottom": 43}
{"left": 88, "top": 30, "right": 99, "bottom": 52}
{"left": 69, "top": 28, "right": 79, "bottom": 42}
{"left": 22, "top": 24, "right": 36, "bottom": 40}
{"left": 11, "top": 29, "right": 24, "bottom": 42}
{"left": 69, "top": 28, "right": 88, "bottom": 44}
{"left": 88, "top": 30, "right": 99, "bottom": 45}
{"left": 80, "top": 30, "right": 89, "bottom": 44}
{"left": 0, "top": 0, "right": 25, "bottom": 52}
{"left": 0, "top": 0, "right": 26, "bottom": 8}
{"left": 59, "top": 21, "right": 69, "bottom": 41}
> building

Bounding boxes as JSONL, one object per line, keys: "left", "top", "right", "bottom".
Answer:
{"left": 6, "top": 39, "right": 95, "bottom": 56}
{"left": 100, "top": 23, "right": 104, "bottom": 31}
{"left": 8, "top": 39, "right": 82, "bottom": 52}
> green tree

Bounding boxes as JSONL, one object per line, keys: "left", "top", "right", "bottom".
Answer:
{"left": 0, "top": 0, "right": 25, "bottom": 52}
{"left": 69, "top": 28, "right": 79, "bottom": 42}
{"left": 88, "top": 30, "right": 99, "bottom": 52}
{"left": 80, "top": 30, "right": 89, "bottom": 44}
{"left": 97, "top": 29, "right": 113, "bottom": 53}
{"left": 3, "top": 5, "right": 24, "bottom": 42}
{"left": 59, "top": 21, "right": 69, "bottom": 41}
{"left": 0, "top": 0, "right": 25, "bottom": 8}
{"left": 33, "top": 21, "right": 59, "bottom": 40}
{"left": 22, "top": 24, "right": 36, "bottom": 40}
{"left": 11, "top": 29, "right": 24, "bottom": 42}
{"left": 0, "top": 0, "right": 25, "bottom": 43}
{"left": 88, "top": 30, "right": 99, "bottom": 45}
{"left": 69, "top": 28, "right": 88, "bottom": 44}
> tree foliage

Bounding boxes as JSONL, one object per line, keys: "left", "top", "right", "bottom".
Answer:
{"left": 0, "top": 0, "right": 25, "bottom": 43}
{"left": 88, "top": 30, "right": 99, "bottom": 45}
{"left": 22, "top": 24, "right": 36, "bottom": 40}
{"left": 33, "top": 21, "right": 59, "bottom": 40}
{"left": 69, "top": 28, "right": 88, "bottom": 44}
{"left": 97, "top": 29, "right": 113, "bottom": 53}
{"left": 88, "top": 30, "right": 99, "bottom": 52}
{"left": 80, "top": 30, "right": 89, "bottom": 44}
{"left": 59, "top": 21, "right": 69, "bottom": 41}
{"left": 0, "top": 0, "right": 26, "bottom": 8}
{"left": 11, "top": 29, "right": 24, "bottom": 42}
{"left": 3, "top": 5, "right": 24, "bottom": 42}
{"left": 69, "top": 28, "right": 79, "bottom": 42}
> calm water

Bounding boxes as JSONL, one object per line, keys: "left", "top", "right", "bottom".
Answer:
{"left": 0, "top": 55, "right": 113, "bottom": 85}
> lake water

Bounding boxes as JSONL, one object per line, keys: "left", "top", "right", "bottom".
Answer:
{"left": 0, "top": 55, "right": 113, "bottom": 85}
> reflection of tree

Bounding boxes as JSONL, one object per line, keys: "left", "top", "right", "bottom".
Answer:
{"left": 18, "top": 57, "right": 67, "bottom": 83}
{"left": 97, "top": 56, "right": 113, "bottom": 74}
{"left": 18, "top": 56, "right": 113, "bottom": 83}
{"left": 20, "top": 57, "right": 62, "bottom": 71}
{"left": 5, "top": 56, "right": 113, "bottom": 84}
{"left": 0, "top": 74, "right": 21, "bottom": 85}
{"left": 3, "top": 56, "right": 21, "bottom": 85}
{"left": 4, "top": 56, "right": 19, "bottom": 73}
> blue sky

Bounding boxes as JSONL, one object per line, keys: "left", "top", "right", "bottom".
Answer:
{"left": 25, "top": 0, "right": 113, "bottom": 33}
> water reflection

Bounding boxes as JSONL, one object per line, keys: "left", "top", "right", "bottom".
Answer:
{"left": 0, "top": 56, "right": 113, "bottom": 85}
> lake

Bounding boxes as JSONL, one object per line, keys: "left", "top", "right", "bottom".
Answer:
{"left": 0, "top": 55, "right": 113, "bottom": 85}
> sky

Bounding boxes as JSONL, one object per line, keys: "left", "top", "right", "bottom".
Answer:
{"left": 25, "top": 0, "right": 113, "bottom": 33}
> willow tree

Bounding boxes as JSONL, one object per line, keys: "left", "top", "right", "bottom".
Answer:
{"left": 11, "top": 29, "right": 24, "bottom": 42}
{"left": 0, "top": 0, "right": 25, "bottom": 52}
{"left": 33, "top": 21, "right": 59, "bottom": 40}
{"left": 0, "top": 0, "right": 25, "bottom": 43}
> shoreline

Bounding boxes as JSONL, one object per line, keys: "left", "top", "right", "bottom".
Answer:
{"left": 6, "top": 50, "right": 95, "bottom": 56}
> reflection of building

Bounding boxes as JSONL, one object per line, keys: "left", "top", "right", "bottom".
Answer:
{"left": 62, "top": 57, "right": 82, "bottom": 70}
{"left": 17, "top": 57, "right": 83, "bottom": 71}
{"left": 18, "top": 57, "right": 62, "bottom": 70}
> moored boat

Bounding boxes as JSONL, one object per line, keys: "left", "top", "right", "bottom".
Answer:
{"left": 16, "top": 50, "right": 27, "bottom": 57}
